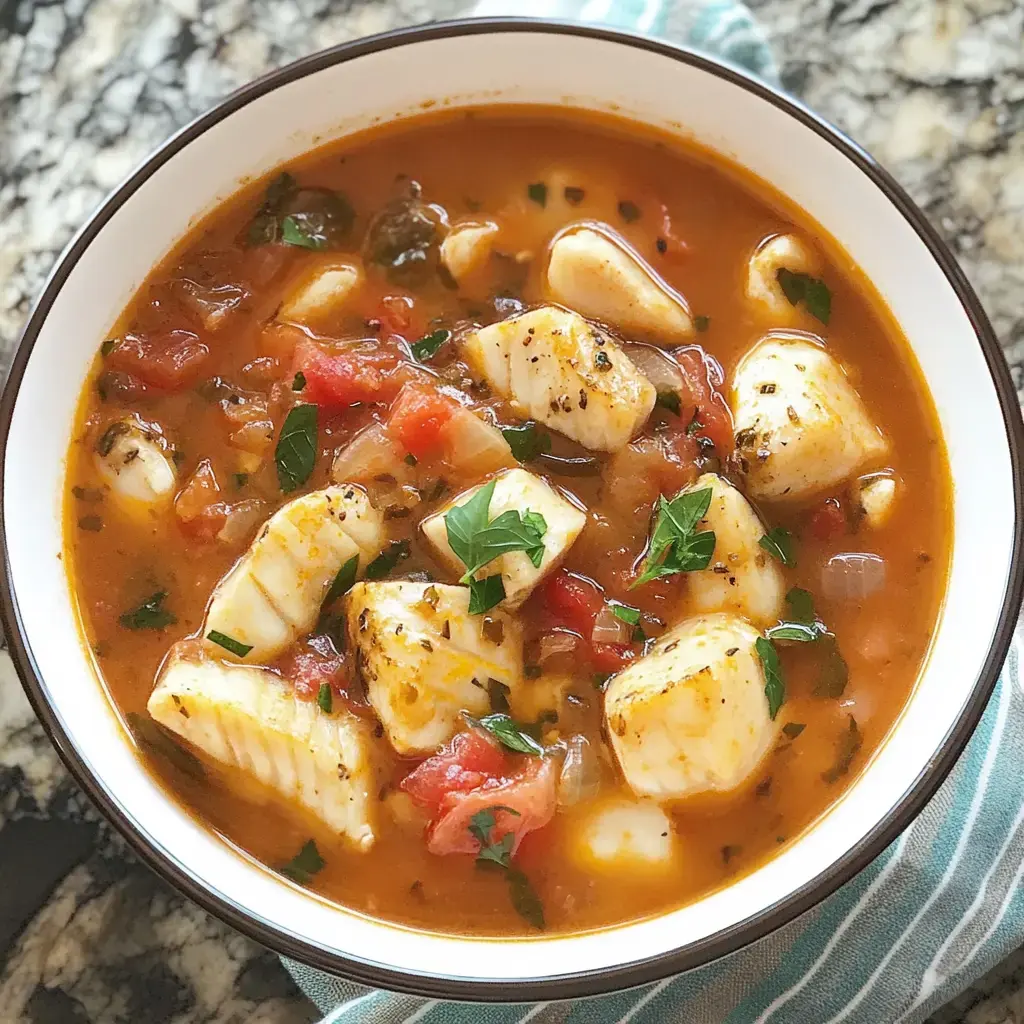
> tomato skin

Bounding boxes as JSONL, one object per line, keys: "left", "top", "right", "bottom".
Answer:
{"left": 174, "top": 459, "right": 226, "bottom": 540}
{"left": 539, "top": 570, "right": 603, "bottom": 636}
{"left": 293, "top": 340, "right": 402, "bottom": 409}
{"left": 809, "top": 498, "right": 847, "bottom": 541}
{"left": 386, "top": 384, "right": 458, "bottom": 458}
{"left": 108, "top": 329, "right": 210, "bottom": 390}
{"left": 401, "top": 731, "right": 508, "bottom": 816}
{"left": 674, "top": 347, "right": 734, "bottom": 454}
{"left": 592, "top": 642, "right": 637, "bottom": 673}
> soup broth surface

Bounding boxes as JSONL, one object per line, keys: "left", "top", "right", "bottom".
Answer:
{"left": 65, "top": 108, "right": 949, "bottom": 936}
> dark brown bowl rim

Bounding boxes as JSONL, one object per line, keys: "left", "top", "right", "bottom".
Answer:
{"left": 1, "top": 17, "right": 1021, "bottom": 1003}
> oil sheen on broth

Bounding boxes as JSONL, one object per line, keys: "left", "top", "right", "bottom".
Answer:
{"left": 64, "top": 108, "right": 950, "bottom": 937}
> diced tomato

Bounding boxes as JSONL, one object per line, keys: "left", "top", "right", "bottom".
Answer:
{"left": 379, "top": 295, "right": 414, "bottom": 335}
{"left": 401, "top": 730, "right": 508, "bottom": 816}
{"left": 108, "top": 329, "right": 209, "bottom": 391}
{"left": 427, "top": 757, "right": 557, "bottom": 858}
{"left": 674, "top": 347, "right": 734, "bottom": 454}
{"left": 539, "top": 570, "right": 603, "bottom": 636}
{"left": 280, "top": 635, "right": 349, "bottom": 701}
{"left": 809, "top": 498, "right": 847, "bottom": 541}
{"left": 592, "top": 642, "right": 637, "bottom": 673}
{"left": 174, "top": 460, "right": 227, "bottom": 540}
{"left": 292, "top": 340, "right": 403, "bottom": 409}
{"left": 385, "top": 384, "right": 458, "bottom": 458}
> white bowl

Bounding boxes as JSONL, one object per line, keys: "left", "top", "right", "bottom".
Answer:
{"left": 1, "top": 19, "right": 1021, "bottom": 1001}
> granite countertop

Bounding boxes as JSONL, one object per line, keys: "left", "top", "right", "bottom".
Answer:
{"left": 0, "top": 0, "right": 1022, "bottom": 1020}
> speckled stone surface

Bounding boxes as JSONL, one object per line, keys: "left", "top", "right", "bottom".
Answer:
{"left": 0, "top": 0, "right": 1022, "bottom": 1021}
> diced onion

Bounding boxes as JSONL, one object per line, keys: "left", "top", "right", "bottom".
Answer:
{"left": 537, "top": 630, "right": 581, "bottom": 664}
{"left": 331, "top": 422, "right": 412, "bottom": 486}
{"left": 558, "top": 735, "right": 602, "bottom": 808}
{"left": 591, "top": 604, "right": 630, "bottom": 645}
{"left": 821, "top": 552, "right": 886, "bottom": 602}
{"left": 216, "top": 499, "right": 267, "bottom": 545}
{"left": 442, "top": 408, "right": 515, "bottom": 477}
{"left": 623, "top": 343, "right": 684, "bottom": 393}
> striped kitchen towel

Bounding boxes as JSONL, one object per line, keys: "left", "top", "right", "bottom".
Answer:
{"left": 284, "top": 5, "right": 1024, "bottom": 1022}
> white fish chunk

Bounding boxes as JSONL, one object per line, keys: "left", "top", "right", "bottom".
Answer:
{"left": 94, "top": 418, "right": 176, "bottom": 515}
{"left": 440, "top": 219, "right": 500, "bottom": 283}
{"left": 572, "top": 797, "right": 676, "bottom": 871}
{"left": 464, "top": 304, "right": 656, "bottom": 453}
{"left": 278, "top": 261, "right": 362, "bottom": 328}
{"left": 345, "top": 581, "right": 522, "bottom": 756}
{"left": 147, "top": 651, "right": 380, "bottom": 849}
{"left": 745, "top": 233, "right": 822, "bottom": 325}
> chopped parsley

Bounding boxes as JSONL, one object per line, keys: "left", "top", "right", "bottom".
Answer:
{"left": 776, "top": 268, "right": 832, "bottom": 325}
{"left": 632, "top": 487, "right": 716, "bottom": 587}
{"left": 617, "top": 200, "right": 641, "bottom": 223}
{"left": 119, "top": 591, "right": 176, "bottom": 631}
{"left": 365, "top": 540, "right": 411, "bottom": 580}
{"left": 527, "top": 182, "right": 547, "bottom": 207}
{"left": 693, "top": 315, "right": 710, "bottom": 332}
{"left": 782, "top": 722, "right": 806, "bottom": 739}
{"left": 685, "top": 411, "right": 703, "bottom": 436}
{"left": 207, "top": 630, "right": 253, "bottom": 658}
{"left": 324, "top": 554, "right": 359, "bottom": 605}
{"left": 764, "top": 588, "right": 849, "bottom": 698}
{"left": 468, "top": 712, "right": 545, "bottom": 755}
{"left": 759, "top": 527, "right": 796, "bottom": 567}
{"left": 755, "top": 636, "right": 785, "bottom": 720}
{"left": 280, "top": 838, "right": 326, "bottom": 884}
{"left": 655, "top": 390, "right": 681, "bottom": 416}
{"left": 411, "top": 328, "right": 451, "bottom": 362}
{"left": 275, "top": 403, "right": 318, "bottom": 493}
{"left": 317, "top": 683, "right": 333, "bottom": 714}
{"left": 822, "top": 715, "right": 862, "bottom": 784}
{"left": 469, "top": 573, "right": 506, "bottom": 614}
{"left": 610, "top": 602, "right": 641, "bottom": 626}
{"left": 501, "top": 422, "right": 552, "bottom": 463}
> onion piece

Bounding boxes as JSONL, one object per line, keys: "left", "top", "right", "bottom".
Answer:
{"left": 442, "top": 407, "right": 515, "bottom": 477}
{"left": 557, "top": 735, "right": 602, "bottom": 808}
{"left": 537, "top": 630, "right": 581, "bottom": 665}
{"left": 217, "top": 499, "right": 267, "bottom": 545}
{"left": 331, "top": 422, "right": 412, "bottom": 486}
{"left": 592, "top": 604, "right": 630, "bottom": 645}
{"left": 623, "top": 343, "right": 684, "bottom": 394}
{"left": 821, "top": 552, "right": 886, "bottom": 602}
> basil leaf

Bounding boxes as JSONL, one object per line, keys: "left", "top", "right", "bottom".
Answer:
{"left": 279, "top": 191, "right": 355, "bottom": 251}
{"left": 782, "top": 722, "right": 806, "bottom": 739}
{"left": 246, "top": 171, "right": 296, "bottom": 246}
{"left": 365, "top": 540, "right": 410, "bottom": 580}
{"left": 411, "top": 328, "right": 451, "bottom": 362}
{"left": 324, "top": 554, "right": 358, "bottom": 606}
{"left": 471, "top": 712, "right": 544, "bottom": 755}
{"left": 756, "top": 637, "right": 785, "bottom": 720}
{"left": 275, "top": 404, "right": 318, "bottom": 493}
{"left": 292, "top": 371, "right": 306, "bottom": 392}
{"left": 501, "top": 422, "right": 552, "bottom": 463}
{"left": 280, "top": 838, "right": 326, "bottom": 884}
{"left": 119, "top": 591, "right": 176, "bottom": 631}
{"left": 821, "top": 715, "right": 862, "bottom": 784}
{"left": 521, "top": 511, "right": 548, "bottom": 567}
{"left": 317, "top": 683, "right": 333, "bottom": 714}
{"left": 759, "top": 527, "right": 796, "bottom": 567}
{"left": 765, "top": 622, "right": 821, "bottom": 643}
{"left": 815, "top": 634, "right": 850, "bottom": 698}
{"left": 775, "top": 268, "right": 832, "bottom": 325}
{"left": 468, "top": 574, "right": 505, "bottom": 614}
{"left": 611, "top": 602, "right": 641, "bottom": 626}
{"left": 445, "top": 479, "right": 496, "bottom": 570}
{"left": 785, "top": 587, "right": 816, "bottom": 625}
{"left": 207, "top": 630, "right": 253, "bottom": 658}
{"left": 126, "top": 712, "right": 204, "bottom": 779}
{"left": 468, "top": 805, "right": 521, "bottom": 868}
{"left": 634, "top": 488, "right": 716, "bottom": 586}
{"left": 527, "top": 182, "right": 547, "bottom": 207}
{"left": 508, "top": 868, "right": 545, "bottom": 930}
{"left": 655, "top": 390, "right": 681, "bottom": 415}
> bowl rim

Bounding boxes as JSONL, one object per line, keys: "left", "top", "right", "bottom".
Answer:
{"left": 1, "top": 16, "right": 1022, "bottom": 1002}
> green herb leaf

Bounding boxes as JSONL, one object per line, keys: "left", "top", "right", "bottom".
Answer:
{"left": 468, "top": 805, "right": 521, "bottom": 868}
{"left": 821, "top": 715, "right": 862, "bottom": 784}
{"left": 617, "top": 200, "right": 641, "bottom": 223}
{"left": 756, "top": 637, "right": 785, "bottom": 720}
{"left": 100, "top": 338, "right": 116, "bottom": 357}
{"left": 280, "top": 838, "right": 326, "bottom": 884}
{"left": 765, "top": 622, "right": 821, "bottom": 643}
{"left": 775, "top": 268, "right": 832, "bottom": 325}
{"left": 411, "top": 328, "right": 451, "bottom": 362}
{"left": 292, "top": 371, "right": 306, "bottom": 392}
{"left": 655, "top": 390, "right": 681, "bottom": 416}
{"left": 686, "top": 412, "right": 703, "bottom": 436}
{"left": 508, "top": 868, "right": 545, "bottom": 930}
{"left": 126, "top": 712, "right": 204, "bottom": 779}
{"left": 469, "top": 574, "right": 505, "bottom": 614}
{"left": 324, "top": 554, "right": 359, "bottom": 606}
{"left": 772, "top": 587, "right": 850, "bottom": 698}
{"left": 470, "top": 713, "right": 545, "bottom": 755}
{"left": 207, "top": 630, "right": 253, "bottom": 658}
{"left": 610, "top": 602, "right": 641, "bottom": 626}
{"left": 785, "top": 586, "right": 816, "bottom": 624}
{"left": 527, "top": 182, "right": 547, "bottom": 207}
{"left": 693, "top": 315, "right": 710, "bottom": 332}
{"left": 317, "top": 683, "right": 333, "bottom": 714}
{"left": 365, "top": 540, "right": 410, "bottom": 580}
{"left": 246, "top": 171, "right": 296, "bottom": 246}
{"left": 119, "top": 591, "right": 176, "bottom": 631}
{"left": 279, "top": 192, "right": 355, "bottom": 251}
{"left": 275, "top": 403, "right": 318, "bottom": 493}
{"left": 563, "top": 186, "right": 585, "bottom": 205}
{"left": 404, "top": 453, "right": 418, "bottom": 466}
{"left": 782, "top": 722, "right": 806, "bottom": 739}
{"left": 501, "top": 422, "right": 552, "bottom": 463}
{"left": 759, "top": 527, "right": 796, "bottom": 567}
{"left": 815, "top": 634, "right": 850, "bottom": 698}
{"left": 234, "top": 473, "right": 249, "bottom": 488}
{"left": 633, "top": 488, "right": 716, "bottom": 587}
{"left": 593, "top": 672, "right": 611, "bottom": 690}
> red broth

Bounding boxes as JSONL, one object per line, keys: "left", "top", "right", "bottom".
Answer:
{"left": 64, "top": 107, "right": 949, "bottom": 935}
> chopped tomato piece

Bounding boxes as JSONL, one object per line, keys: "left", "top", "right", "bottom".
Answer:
{"left": 108, "top": 329, "right": 209, "bottom": 391}
{"left": 385, "top": 384, "right": 458, "bottom": 458}
{"left": 592, "top": 642, "right": 637, "bottom": 673}
{"left": 292, "top": 340, "right": 403, "bottom": 409}
{"left": 674, "top": 347, "right": 734, "bottom": 454}
{"left": 401, "top": 730, "right": 508, "bottom": 816}
{"left": 539, "top": 570, "right": 603, "bottom": 636}
{"left": 809, "top": 498, "right": 847, "bottom": 541}
{"left": 379, "top": 295, "right": 414, "bottom": 335}
{"left": 174, "top": 460, "right": 226, "bottom": 540}
{"left": 427, "top": 757, "right": 557, "bottom": 858}
{"left": 280, "top": 635, "right": 350, "bottom": 701}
